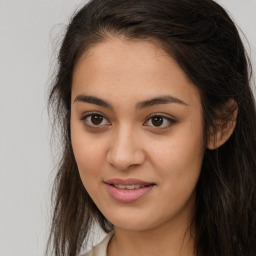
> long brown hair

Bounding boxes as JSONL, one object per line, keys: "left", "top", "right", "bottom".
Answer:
{"left": 47, "top": 0, "right": 256, "bottom": 255}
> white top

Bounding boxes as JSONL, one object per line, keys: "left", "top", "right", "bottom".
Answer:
{"left": 83, "top": 232, "right": 114, "bottom": 256}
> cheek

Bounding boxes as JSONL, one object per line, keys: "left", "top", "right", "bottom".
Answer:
{"left": 71, "top": 135, "right": 108, "bottom": 205}
{"left": 71, "top": 123, "right": 106, "bottom": 181}
{"left": 150, "top": 121, "right": 205, "bottom": 186}
{"left": 146, "top": 128, "right": 204, "bottom": 223}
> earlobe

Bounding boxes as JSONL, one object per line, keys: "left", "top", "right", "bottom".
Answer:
{"left": 207, "top": 100, "right": 238, "bottom": 150}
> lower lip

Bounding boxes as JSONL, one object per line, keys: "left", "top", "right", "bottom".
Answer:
{"left": 105, "top": 184, "right": 154, "bottom": 203}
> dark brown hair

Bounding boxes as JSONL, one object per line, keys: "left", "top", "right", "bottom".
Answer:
{"left": 47, "top": 0, "right": 256, "bottom": 255}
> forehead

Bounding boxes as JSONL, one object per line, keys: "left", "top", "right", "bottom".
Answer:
{"left": 72, "top": 37, "right": 200, "bottom": 107}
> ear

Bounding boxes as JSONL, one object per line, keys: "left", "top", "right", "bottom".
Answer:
{"left": 207, "top": 99, "right": 238, "bottom": 150}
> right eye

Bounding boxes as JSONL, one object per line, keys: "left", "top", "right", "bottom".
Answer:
{"left": 81, "top": 112, "right": 111, "bottom": 127}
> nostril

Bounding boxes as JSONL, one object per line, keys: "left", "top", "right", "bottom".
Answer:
{"left": 106, "top": 147, "right": 146, "bottom": 171}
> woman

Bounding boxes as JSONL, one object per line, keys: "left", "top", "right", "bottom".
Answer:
{"left": 47, "top": 0, "right": 256, "bottom": 255}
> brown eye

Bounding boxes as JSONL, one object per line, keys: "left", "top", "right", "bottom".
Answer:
{"left": 82, "top": 113, "right": 110, "bottom": 127}
{"left": 91, "top": 114, "right": 103, "bottom": 125}
{"left": 144, "top": 114, "right": 176, "bottom": 128}
{"left": 151, "top": 116, "right": 163, "bottom": 127}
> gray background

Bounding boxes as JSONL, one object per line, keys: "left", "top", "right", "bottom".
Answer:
{"left": 0, "top": 0, "right": 255, "bottom": 255}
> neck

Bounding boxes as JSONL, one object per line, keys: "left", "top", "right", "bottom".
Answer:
{"left": 108, "top": 218, "right": 195, "bottom": 256}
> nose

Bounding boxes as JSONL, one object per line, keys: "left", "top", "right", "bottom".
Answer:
{"left": 106, "top": 126, "right": 146, "bottom": 171}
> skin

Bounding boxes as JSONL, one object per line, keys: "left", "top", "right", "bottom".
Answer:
{"left": 70, "top": 36, "right": 207, "bottom": 256}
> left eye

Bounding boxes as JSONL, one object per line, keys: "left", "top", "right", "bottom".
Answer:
{"left": 81, "top": 113, "right": 110, "bottom": 127}
{"left": 144, "top": 115, "right": 175, "bottom": 128}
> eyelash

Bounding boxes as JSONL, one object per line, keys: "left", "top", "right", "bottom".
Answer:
{"left": 80, "top": 112, "right": 176, "bottom": 129}
{"left": 80, "top": 112, "right": 111, "bottom": 128}
{"left": 144, "top": 114, "right": 176, "bottom": 129}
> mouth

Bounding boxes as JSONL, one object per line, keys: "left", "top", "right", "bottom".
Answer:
{"left": 104, "top": 178, "right": 155, "bottom": 188}
{"left": 112, "top": 184, "right": 149, "bottom": 190}
{"left": 104, "top": 178, "right": 155, "bottom": 203}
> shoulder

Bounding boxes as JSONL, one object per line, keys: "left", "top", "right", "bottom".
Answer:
{"left": 82, "top": 231, "right": 114, "bottom": 256}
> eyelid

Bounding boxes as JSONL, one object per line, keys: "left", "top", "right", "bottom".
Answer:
{"left": 80, "top": 111, "right": 111, "bottom": 127}
{"left": 143, "top": 113, "right": 177, "bottom": 128}
{"left": 80, "top": 111, "right": 176, "bottom": 129}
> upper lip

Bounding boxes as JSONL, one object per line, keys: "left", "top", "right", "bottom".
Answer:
{"left": 104, "top": 178, "right": 154, "bottom": 186}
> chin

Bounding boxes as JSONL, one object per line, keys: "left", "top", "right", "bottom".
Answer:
{"left": 103, "top": 209, "right": 164, "bottom": 232}
{"left": 111, "top": 219, "right": 154, "bottom": 232}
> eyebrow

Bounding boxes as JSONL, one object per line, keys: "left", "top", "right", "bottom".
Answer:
{"left": 136, "top": 96, "right": 188, "bottom": 109}
{"left": 74, "top": 95, "right": 112, "bottom": 109}
{"left": 73, "top": 94, "right": 188, "bottom": 109}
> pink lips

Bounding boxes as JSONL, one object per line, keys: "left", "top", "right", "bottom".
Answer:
{"left": 104, "top": 178, "right": 155, "bottom": 203}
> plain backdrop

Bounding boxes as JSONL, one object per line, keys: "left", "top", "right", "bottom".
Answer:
{"left": 0, "top": 0, "right": 255, "bottom": 255}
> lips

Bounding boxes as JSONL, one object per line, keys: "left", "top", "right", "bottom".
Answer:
{"left": 104, "top": 178, "right": 155, "bottom": 203}
{"left": 104, "top": 178, "right": 153, "bottom": 186}
{"left": 113, "top": 184, "right": 146, "bottom": 190}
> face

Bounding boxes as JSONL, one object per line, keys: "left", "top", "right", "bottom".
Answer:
{"left": 71, "top": 37, "right": 205, "bottom": 232}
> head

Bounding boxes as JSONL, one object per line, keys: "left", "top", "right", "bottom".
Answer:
{"left": 48, "top": 0, "right": 256, "bottom": 256}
